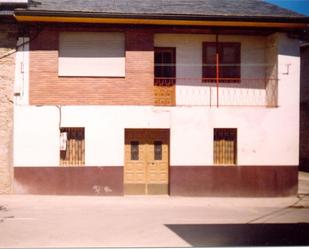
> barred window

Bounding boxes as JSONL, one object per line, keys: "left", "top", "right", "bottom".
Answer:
{"left": 214, "top": 128, "right": 237, "bottom": 165}
{"left": 60, "top": 127, "right": 85, "bottom": 166}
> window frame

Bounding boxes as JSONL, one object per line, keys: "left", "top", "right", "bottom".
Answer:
{"left": 202, "top": 42, "right": 241, "bottom": 83}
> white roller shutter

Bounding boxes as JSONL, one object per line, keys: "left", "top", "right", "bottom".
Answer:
{"left": 59, "top": 32, "right": 125, "bottom": 77}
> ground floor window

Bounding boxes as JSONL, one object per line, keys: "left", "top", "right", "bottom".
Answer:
{"left": 214, "top": 128, "right": 237, "bottom": 165}
{"left": 60, "top": 127, "right": 85, "bottom": 166}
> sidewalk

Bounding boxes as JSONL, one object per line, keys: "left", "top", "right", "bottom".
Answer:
{"left": 0, "top": 171, "right": 308, "bottom": 248}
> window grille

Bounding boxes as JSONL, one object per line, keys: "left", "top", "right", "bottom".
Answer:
{"left": 60, "top": 127, "right": 85, "bottom": 166}
{"left": 214, "top": 128, "right": 237, "bottom": 165}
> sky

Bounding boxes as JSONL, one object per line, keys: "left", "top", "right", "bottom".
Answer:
{"left": 265, "top": 0, "right": 309, "bottom": 16}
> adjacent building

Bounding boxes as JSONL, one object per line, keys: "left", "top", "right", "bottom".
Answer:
{"left": 0, "top": 0, "right": 28, "bottom": 193}
{"left": 300, "top": 43, "right": 309, "bottom": 172}
{"left": 8, "top": 0, "right": 309, "bottom": 196}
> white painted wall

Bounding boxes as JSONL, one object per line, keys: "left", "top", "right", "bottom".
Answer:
{"left": 14, "top": 106, "right": 59, "bottom": 166}
{"left": 14, "top": 33, "right": 300, "bottom": 167}
{"left": 61, "top": 106, "right": 170, "bottom": 166}
{"left": 14, "top": 106, "right": 171, "bottom": 167}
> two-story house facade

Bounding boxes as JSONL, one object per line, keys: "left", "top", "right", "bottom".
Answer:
{"left": 12, "top": 0, "right": 309, "bottom": 196}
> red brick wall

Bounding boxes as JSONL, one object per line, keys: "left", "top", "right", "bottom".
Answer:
{"left": 29, "top": 27, "right": 154, "bottom": 105}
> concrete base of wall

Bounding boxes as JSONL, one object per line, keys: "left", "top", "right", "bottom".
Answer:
{"left": 14, "top": 167, "right": 123, "bottom": 195}
{"left": 14, "top": 166, "right": 298, "bottom": 196}
{"left": 170, "top": 166, "right": 298, "bottom": 197}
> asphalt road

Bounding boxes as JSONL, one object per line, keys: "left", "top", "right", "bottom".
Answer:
{"left": 0, "top": 171, "right": 308, "bottom": 248}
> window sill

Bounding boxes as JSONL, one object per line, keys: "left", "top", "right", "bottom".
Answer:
{"left": 58, "top": 75, "right": 126, "bottom": 79}
{"left": 202, "top": 78, "right": 241, "bottom": 84}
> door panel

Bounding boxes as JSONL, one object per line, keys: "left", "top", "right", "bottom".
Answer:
{"left": 124, "top": 129, "right": 169, "bottom": 195}
{"left": 124, "top": 130, "right": 147, "bottom": 194}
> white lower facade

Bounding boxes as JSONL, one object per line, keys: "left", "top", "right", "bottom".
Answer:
{"left": 14, "top": 104, "right": 299, "bottom": 167}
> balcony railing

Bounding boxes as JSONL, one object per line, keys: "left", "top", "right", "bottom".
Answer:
{"left": 154, "top": 77, "right": 278, "bottom": 107}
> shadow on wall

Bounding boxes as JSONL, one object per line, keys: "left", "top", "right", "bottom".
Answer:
{"left": 300, "top": 45, "right": 309, "bottom": 172}
{"left": 165, "top": 223, "right": 309, "bottom": 247}
{"left": 300, "top": 159, "right": 309, "bottom": 172}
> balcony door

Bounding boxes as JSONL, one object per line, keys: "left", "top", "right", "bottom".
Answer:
{"left": 154, "top": 47, "right": 176, "bottom": 106}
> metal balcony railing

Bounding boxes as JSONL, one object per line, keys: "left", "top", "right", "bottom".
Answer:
{"left": 154, "top": 77, "right": 278, "bottom": 107}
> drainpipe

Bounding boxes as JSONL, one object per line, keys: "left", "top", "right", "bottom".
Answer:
{"left": 216, "top": 33, "right": 219, "bottom": 108}
{"left": 55, "top": 105, "right": 62, "bottom": 129}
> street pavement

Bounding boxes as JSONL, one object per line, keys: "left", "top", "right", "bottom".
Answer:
{"left": 0, "top": 171, "right": 309, "bottom": 248}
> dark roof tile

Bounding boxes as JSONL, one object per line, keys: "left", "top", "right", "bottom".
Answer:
{"left": 25, "top": 0, "right": 305, "bottom": 18}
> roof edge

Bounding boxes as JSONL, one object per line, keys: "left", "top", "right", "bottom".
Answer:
{"left": 14, "top": 9, "right": 309, "bottom": 24}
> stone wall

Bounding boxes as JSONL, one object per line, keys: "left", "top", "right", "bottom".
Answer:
{"left": 0, "top": 24, "right": 16, "bottom": 193}
{"left": 300, "top": 45, "right": 309, "bottom": 172}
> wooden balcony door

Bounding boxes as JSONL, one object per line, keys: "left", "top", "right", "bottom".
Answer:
{"left": 124, "top": 129, "right": 169, "bottom": 195}
{"left": 154, "top": 47, "right": 176, "bottom": 106}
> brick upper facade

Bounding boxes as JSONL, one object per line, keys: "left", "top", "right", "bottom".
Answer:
{"left": 29, "top": 26, "right": 155, "bottom": 106}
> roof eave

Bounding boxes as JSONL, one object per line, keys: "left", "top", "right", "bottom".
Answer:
{"left": 14, "top": 10, "right": 309, "bottom": 29}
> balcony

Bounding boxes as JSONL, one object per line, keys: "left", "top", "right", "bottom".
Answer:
{"left": 154, "top": 33, "right": 279, "bottom": 108}
{"left": 154, "top": 77, "right": 278, "bottom": 107}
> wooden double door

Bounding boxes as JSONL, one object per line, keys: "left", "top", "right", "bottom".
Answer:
{"left": 124, "top": 129, "right": 169, "bottom": 195}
